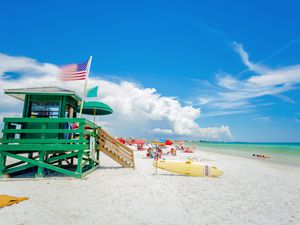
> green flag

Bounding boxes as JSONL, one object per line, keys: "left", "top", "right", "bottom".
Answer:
{"left": 87, "top": 85, "right": 98, "bottom": 98}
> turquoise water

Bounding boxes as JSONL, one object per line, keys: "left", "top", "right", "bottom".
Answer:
{"left": 187, "top": 142, "right": 300, "bottom": 167}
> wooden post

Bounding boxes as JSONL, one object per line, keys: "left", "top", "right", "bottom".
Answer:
{"left": 0, "top": 153, "right": 6, "bottom": 177}
{"left": 71, "top": 157, "right": 74, "bottom": 166}
{"left": 76, "top": 150, "right": 83, "bottom": 174}
{"left": 36, "top": 151, "right": 45, "bottom": 178}
{"left": 76, "top": 121, "right": 85, "bottom": 174}
{"left": 96, "top": 128, "right": 100, "bottom": 165}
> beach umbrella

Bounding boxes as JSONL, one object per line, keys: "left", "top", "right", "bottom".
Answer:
{"left": 165, "top": 140, "right": 173, "bottom": 145}
{"left": 77, "top": 101, "right": 113, "bottom": 122}
{"left": 133, "top": 140, "right": 146, "bottom": 145}
{"left": 117, "top": 138, "right": 126, "bottom": 144}
{"left": 150, "top": 141, "right": 165, "bottom": 146}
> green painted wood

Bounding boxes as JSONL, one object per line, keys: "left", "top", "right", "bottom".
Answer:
{"left": 24, "top": 94, "right": 31, "bottom": 117}
{"left": 2, "top": 129, "right": 83, "bottom": 134}
{"left": 60, "top": 96, "right": 66, "bottom": 118}
{"left": 2, "top": 122, "right": 8, "bottom": 141}
{"left": 2, "top": 139, "right": 89, "bottom": 144}
{"left": 3, "top": 117, "right": 86, "bottom": 123}
{"left": 4, "top": 152, "right": 78, "bottom": 175}
{"left": 76, "top": 150, "right": 83, "bottom": 174}
{"left": 81, "top": 158, "right": 90, "bottom": 168}
{"left": 46, "top": 151, "right": 79, "bottom": 163}
{"left": 28, "top": 95, "right": 61, "bottom": 101}
{"left": 81, "top": 165, "right": 99, "bottom": 178}
{"left": 3, "top": 152, "right": 78, "bottom": 177}
{"left": 0, "top": 154, "right": 5, "bottom": 176}
{"left": 84, "top": 130, "right": 94, "bottom": 136}
{"left": 41, "top": 123, "right": 46, "bottom": 139}
{"left": 28, "top": 152, "right": 33, "bottom": 159}
{"left": 36, "top": 151, "right": 45, "bottom": 177}
{"left": 84, "top": 120, "right": 98, "bottom": 128}
{"left": 1, "top": 88, "right": 101, "bottom": 178}
{"left": 0, "top": 144, "right": 88, "bottom": 151}
{"left": 6, "top": 163, "right": 36, "bottom": 174}
{"left": 22, "top": 95, "right": 28, "bottom": 117}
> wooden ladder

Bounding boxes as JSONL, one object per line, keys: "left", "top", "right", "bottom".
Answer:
{"left": 97, "top": 128, "right": 135, "bottom": 169}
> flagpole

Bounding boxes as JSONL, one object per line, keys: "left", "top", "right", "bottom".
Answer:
{"left": 79, "top": 56, "right": 93, "bottom": 118}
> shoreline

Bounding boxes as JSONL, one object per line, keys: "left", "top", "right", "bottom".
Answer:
{"left": 187, "top": 142, "right": 300, "bottom": 167}
{"left": 194, "top": 147, "right": 300, "bottom": 170}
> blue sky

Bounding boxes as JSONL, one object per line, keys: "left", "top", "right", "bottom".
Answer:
{"left": 0, "top": 0, "right": 300, "bottom": 142}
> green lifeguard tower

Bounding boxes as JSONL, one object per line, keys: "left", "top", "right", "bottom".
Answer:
{"left": 0, "top": 87, "right": 134, "bottom": 178}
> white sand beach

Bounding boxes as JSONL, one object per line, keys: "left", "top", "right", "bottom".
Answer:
{"left": 1, "top": 148, "right": 300, "bottom": 225}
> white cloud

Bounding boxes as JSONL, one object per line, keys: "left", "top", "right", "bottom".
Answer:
{"left": 248, "top": 66, "right": 300, "bottom": 87}
{"left": 0, "top": 53, "right": 59, "bottom": 77}
{"left": 233, "top": 42, "right": 270, "bottom": 74}
{"left": 0, "top": 52, "right": 233, "bottom": 141}
{"left": 198, "top": 42, "right": 300, "bottom": 115}
{"left": 152, "top": 128, "right": 174, "bottom": 135}
{"left": 201, "top": 109, "right": 253, "bottom": 118}
{"left": 274, "top": 94, "right": 296, "bottom": 104}
{"left": 97, "top": 80, "right": 232, "bottom": 140}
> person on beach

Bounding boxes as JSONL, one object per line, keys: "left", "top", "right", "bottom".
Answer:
{"left": 253, "top": 154, "right": 270, "bottom": 159}
{"left": 146, "top": 148, "right": 154, "bottom": 158}
{"left": 157, "top": 147, "right": 163, "bottom": 158}
{"left": 170, "top": 148, "right": 177, "bottom": 156}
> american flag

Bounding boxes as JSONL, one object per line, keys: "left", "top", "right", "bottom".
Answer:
{"left": 59, "top": 60, "right": 89, "bottom": 81}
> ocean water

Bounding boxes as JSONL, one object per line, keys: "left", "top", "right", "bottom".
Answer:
{"left": 188, "top": 142, "right": 300, "bottom": 167}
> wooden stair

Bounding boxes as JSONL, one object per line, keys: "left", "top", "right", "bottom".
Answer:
{"left": 97, "top": 128, "right": 135, "bottom": 169}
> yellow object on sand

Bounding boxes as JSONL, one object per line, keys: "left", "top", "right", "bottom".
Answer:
{"left": 0, "top": 195, "right": 29, "bottom": 208}
{"left": 153, "top": 159, "right": 224, "bottom": 177}
{"left": 150, "top": 141, "right": 165, "bottom": 146}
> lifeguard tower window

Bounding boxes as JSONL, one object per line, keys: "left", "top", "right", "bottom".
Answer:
{"left": 30, "top": 102, "right": 59, "bottom": 118}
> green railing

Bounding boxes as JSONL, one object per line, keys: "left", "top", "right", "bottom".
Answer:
{"left": 0, "top": 117, "right": 97, "bottom": 151}
{"left": 0, "top": 117, "right": 99, "bottom": 178}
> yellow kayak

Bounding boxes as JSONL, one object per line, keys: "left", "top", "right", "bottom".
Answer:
{"left": 153, "top": 159, "right": 223, "bottom": 177}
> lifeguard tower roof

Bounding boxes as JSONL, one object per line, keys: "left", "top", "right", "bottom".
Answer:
{"left": 4, "top": 86, "right": 82, "bottom": 103}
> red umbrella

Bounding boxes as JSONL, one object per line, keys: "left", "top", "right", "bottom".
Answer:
{"left": 133, "top": 140, "right": 146, "bottom": 145}
{"left": 117, "top": 138, "right": 126, "bottom": 144}
{"left": 165, "top": 140, "right": 173, "bottom": 145}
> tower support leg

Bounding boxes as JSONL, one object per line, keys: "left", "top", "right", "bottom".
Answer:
{"left": 36, "top": 151, "right": 45, "bottom": 178}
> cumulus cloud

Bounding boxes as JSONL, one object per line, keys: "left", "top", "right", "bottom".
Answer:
{"left": 152, "top": 128, "right": 174, "bottom": 135}
{"left": 0, "top": 52, "right": 233, "bottom": 140}
{"left": 93, "top": 80, "right": 233, "bottom": 140}
{"left": 198, "top": 42, "right": 300, "bottom": 116}
{"left": 0, "top": 53, "right": 59, "bottom": 77}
